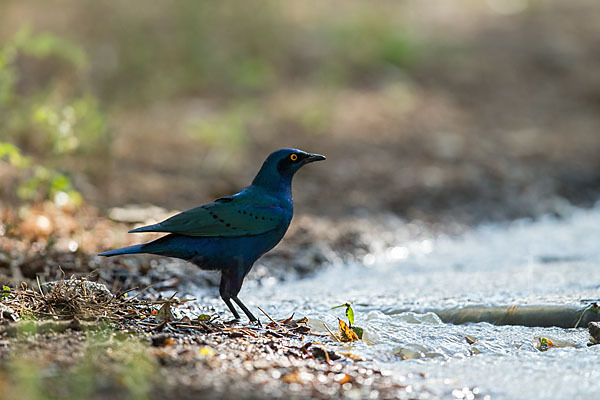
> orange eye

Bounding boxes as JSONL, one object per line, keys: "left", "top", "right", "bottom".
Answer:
{"left": 290, "top": 154, "right": 298, "bottom": 161}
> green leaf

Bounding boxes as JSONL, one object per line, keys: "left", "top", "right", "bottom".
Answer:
{"left": 346, "top": 305, "right": 355, "bottom": 326}
{"left": 351, "top": 326, "right": 363, "bottom": 340}
{"left": 331, "top": 301, "right": 353, "bottom": 310}
{"left": 1, "top": 285, "right": 10, "bottom": 300}
{"left": 331, "top": 302, "right": 355, "bottom": 327}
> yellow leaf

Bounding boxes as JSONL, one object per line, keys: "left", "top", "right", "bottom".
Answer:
{"left": 338, "top": 318, "right": 359, "bottom": 342}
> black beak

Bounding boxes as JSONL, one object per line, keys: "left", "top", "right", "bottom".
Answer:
{"left": 303, "top": 153, "right": 326, "bottom": 163}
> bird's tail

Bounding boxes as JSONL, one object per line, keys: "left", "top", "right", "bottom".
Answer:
{"left": 99, "top": 234, "right": 189, "bottom": 258}
{"left": 99, "top": 243, "right": 145, "bottom": 257}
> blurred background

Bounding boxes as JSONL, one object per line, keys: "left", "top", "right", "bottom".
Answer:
{"left": 1, "top": 0, "right": 599, "bottom": 230}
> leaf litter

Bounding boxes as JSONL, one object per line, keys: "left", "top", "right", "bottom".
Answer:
{"left": 0, "top": 276, "right": 428, "bottom": 399}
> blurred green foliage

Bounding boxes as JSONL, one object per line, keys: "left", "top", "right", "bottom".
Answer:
{"left": 0, "top": 27, "right": 107, "bottom": 160}
{"left": 1, "top": 0, "right": 419, "bottom": 130}
{"left": 0, "top": 142, "right": 30, "bottom": 168}
{"left": 0, "top": 0, "right": 419, "bottom": 203}
{"left": 64, "top": 0, "right": 418, "bottom": 103}
{"left": 16, "top": 165, "right": 82, "bottom": 205}
{"left": 0, "top": 140, "right": 82, "bottom": 205}
{"left": 31, "top": 96, "right": 106, "bottom": 156}
{"left": 0, "top": 27, "right": 107, "bottom": 204}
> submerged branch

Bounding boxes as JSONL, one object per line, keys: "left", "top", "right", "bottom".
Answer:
{"left": 387, "top": 304, "right": 600, "bottom": 328}
{"left": 424, "top": 305, "right": 600, "bottom": 328}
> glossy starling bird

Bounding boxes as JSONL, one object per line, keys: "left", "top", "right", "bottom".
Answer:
{"left": 100, "top": 148, "right": 325, "bottom": 323}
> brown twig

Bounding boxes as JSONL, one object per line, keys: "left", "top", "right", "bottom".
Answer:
{"left": 322, "top": 322, "right": 341, "bottom": 343}
{"left": 123, "top": 285, "right": 153, "bottom": 302}
{"left": 257, "top": 306, "right": 281, "bottom": 327}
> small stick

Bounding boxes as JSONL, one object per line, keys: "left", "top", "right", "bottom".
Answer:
{"left": 173, "top": 324, "right": 217, "bottom": 333}
{"left": 574, "top": 303, "right": 598, "bottom": 328}
{"left": 322, "top": 322, "right": 341, "bottom": 343}
{"left": 136, "top": 321, "right": 162, "bottom": 327}
{"left": 36, "top": 276, "right": 45, "bottom": 298}
{"left": 117, "top": 287, "right": 138, "bottom": 298}
{"left": 257, "top": 306, "right": 280, "bottom": 327}
{"left": 139, "top": 298, "right": 196, "bottom": 305}
{"left": 123, "top": 285, "right": 153, "bottom": 302}
{"left": 81, "top": 278, "right": 88, "bottom": 298}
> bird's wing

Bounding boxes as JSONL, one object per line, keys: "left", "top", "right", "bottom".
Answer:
{"left": 128, "top": 195, "right": 288, "bottom": 237}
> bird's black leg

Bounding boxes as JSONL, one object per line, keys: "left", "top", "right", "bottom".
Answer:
{"left": 222, "top": 296, "right": 241, "bottom": 321}
{"left": 221, "top": 268, "right": 260, "bottom": 325}
{"left": 232, "top": 295, "right": 260, "bottom": 326}
{"left": 220, "top": 271, "right": 241, "bottom": 321}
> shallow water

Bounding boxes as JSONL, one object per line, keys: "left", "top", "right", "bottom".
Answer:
{"left": 199, "top": 204, "right": 600, "bottom": 399}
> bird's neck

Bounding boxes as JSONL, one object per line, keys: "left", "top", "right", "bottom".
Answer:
{"left": 252, "top": 166, "right": 293, "bottom": 190}
{"left": 252, "top": 173, "right": 293, "bottom": 205}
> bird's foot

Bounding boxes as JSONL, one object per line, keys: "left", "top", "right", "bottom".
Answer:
{"left": 250, "top": 319, "right": 262, "bottom": 328}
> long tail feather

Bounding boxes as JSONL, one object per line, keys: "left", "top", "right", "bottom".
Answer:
{"left": 99, "top": 234, "right": 194, "bottom": 258}
{"left": 128, "top": 224, "right": 158, "bottom": 233}
{"left": 99, "top": 243, "right": 145, "bottom": 257}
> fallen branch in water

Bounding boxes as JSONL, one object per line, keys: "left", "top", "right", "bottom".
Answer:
{"left": 388, "top": 304, "right": 600, "bottom": 328}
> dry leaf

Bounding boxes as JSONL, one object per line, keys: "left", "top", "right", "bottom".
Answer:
{"left": 279, "top": 313, "right": 295, "bottom": 325}
{"left": 338, "top": 318, "right": 359, "bottom": 342}
{"left": 156, "top": 302, "right": 174, "bottom": 322}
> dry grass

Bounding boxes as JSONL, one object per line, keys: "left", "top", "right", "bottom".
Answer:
{"left": 1, "top": 275, "right": 189, "bottom": 327}
{"left": 0, "top": 274, "right": 316, "bottom": 341}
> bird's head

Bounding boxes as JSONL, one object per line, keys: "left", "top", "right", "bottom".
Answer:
{"left": 252, "top": 148, "right": 326, "bottom": 190}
